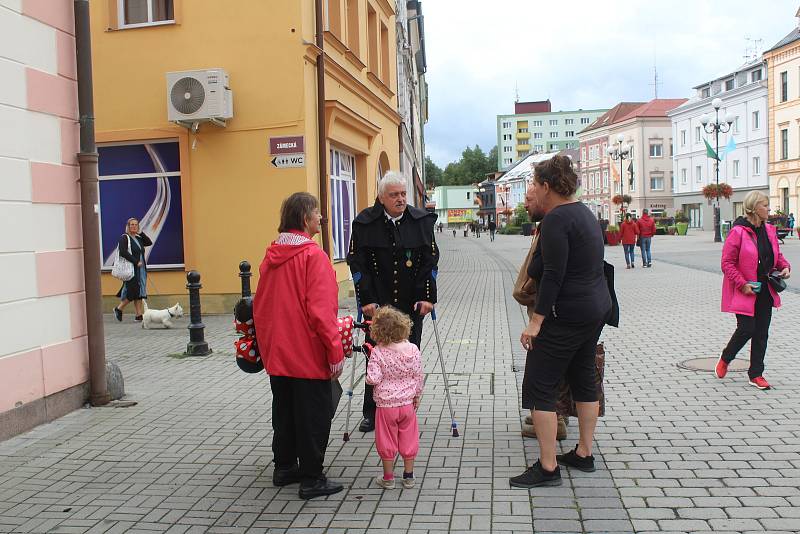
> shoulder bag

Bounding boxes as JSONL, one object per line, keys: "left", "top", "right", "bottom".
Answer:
{"left": 111, "top": 234, "right": 135, "bottom": 282}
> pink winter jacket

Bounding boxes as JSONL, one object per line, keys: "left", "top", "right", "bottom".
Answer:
{"left": 721, "top": 223, "right": 790, "bottom": 316}
{"left": 365, "top": 341, "right": 423, "bottom": 408}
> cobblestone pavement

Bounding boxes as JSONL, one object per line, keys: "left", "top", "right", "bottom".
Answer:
{"left": 1, "top": 231, "right": 799, "bottom": 533}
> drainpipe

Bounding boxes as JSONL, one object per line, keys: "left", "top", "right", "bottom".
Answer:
{"left": 74, "top": 0, "right": 110, "bottom": 406}
{"left": 314, "top": 0, "right": 330, "bottom": 255}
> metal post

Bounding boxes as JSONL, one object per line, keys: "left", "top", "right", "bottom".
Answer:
{"left": 239, "top": 260, "right": 252, "bottom": 298}
{"left": 184, "top": 271, "right": 211, "bottom": 356}
{"left": 713, "top": 107, "right": 722, "bottom": 243}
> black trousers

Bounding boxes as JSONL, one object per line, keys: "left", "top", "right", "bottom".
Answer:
{"left": 363, "top": 312, "right": 423, "bottom": 419}
{"left": 721, "top": 288, "right": 774, "bottom": 379}
{"left": 522, "top": 318, "right": 604, "bottom": 412}
{"left": 269, "top": 375, "right": 332, "bottom": 483}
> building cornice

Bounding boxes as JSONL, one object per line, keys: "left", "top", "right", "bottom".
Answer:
{"left": 668, "top": 82, "right": 767, "bottom": 117}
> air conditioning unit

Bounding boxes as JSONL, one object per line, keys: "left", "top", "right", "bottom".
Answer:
{"left": 166, "top": 68, "right": 233, "bottom": 126}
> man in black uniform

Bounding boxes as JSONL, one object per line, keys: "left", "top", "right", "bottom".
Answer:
{"left": 347, "top": 171, "right": 439, "bottom": 432}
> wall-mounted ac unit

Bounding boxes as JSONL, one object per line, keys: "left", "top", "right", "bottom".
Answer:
{"left": 166, "top": 68, "right": 233, "bottom": 126}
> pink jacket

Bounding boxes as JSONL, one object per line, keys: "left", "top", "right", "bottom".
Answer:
{"left": 365, "top": 341, "right": 423, "bottom": 408}
{"left": 721, "top": 223, "right": 790, "bottom": 316}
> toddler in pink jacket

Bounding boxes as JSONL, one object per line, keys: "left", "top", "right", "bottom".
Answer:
{"left": 365, "top": 306, "right": 423, "bottom": 489}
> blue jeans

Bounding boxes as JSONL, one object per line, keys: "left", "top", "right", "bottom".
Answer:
{"left": 639, "top": 237, "right": 652, "bottom": 265}
{"left": 623, "top": 244, "right": 635, "bottom": 266}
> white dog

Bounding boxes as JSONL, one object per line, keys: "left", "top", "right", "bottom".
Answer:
{"left": 142, "top": 302, "right": 184, "bottom": 329}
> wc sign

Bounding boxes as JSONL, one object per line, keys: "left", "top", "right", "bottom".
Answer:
{"left": 269, "top": 136, "right": 305, "bottom": 168}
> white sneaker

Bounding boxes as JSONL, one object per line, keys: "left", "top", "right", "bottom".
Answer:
{"left": 375, "top": 475, "right": 395, "bottom": 489}
{"left": 402, "top": 476, "right": 415, "bottom": 489}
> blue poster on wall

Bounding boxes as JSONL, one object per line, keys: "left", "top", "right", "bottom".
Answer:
{"left": 99, "top": 142, "right": 185, "bottom": 268}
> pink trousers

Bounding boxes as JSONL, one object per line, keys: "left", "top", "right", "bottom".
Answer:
{"left": 375, "top": 404, "right": 419, "bottom": 460}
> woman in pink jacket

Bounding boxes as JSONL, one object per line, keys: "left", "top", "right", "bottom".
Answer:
{"left": 717, "top": 191, "right": 791, "bottom": 389}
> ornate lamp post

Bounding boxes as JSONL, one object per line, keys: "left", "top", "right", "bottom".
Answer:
{"left": 607, "top": 134, "right": 631, "bottom": 222}
{"left": 700, "top": 97, "right": 735, "bottom": 243}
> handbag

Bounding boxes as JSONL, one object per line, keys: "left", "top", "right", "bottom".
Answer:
{"left": 512, "top": 232, "right": 538, "bottom": 307}
{"left": 111, "top": 235, "right": 135, "bottom": 282}
{"left": 768, "top": 272, "right": 787, "bottom": 293}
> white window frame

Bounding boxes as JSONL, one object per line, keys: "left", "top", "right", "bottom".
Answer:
{"left": 118, "top": 0, "right": 175, "bottom": 29}
{"left": 752, "top": 110, "right": 760, "bottom": 130}
{"left": 680, "top": 130, "right": 686, "bottom": 147}
{"left": 695, "top": 165, "right": 702, "bottom": 183}
{"left": 602, "top": 170, "right": 609, "bottom": 188}
{"left": 650, "top": 174, "right": 664, "bottom": 191}
{"left": 533, "top": 132, "right": 542, "bottom": 139}
{"left": 549, "top": 119, "right": 558, "bottom": 126}
{"left": 681, "top": 168, "right": 687, "bottom": 184}
{"left": 581, "top": 117, "right": 590, "bottom": 124}
{"left": 649, "top": 144, "right": 663, "bottom": 157}
{"left": 550, "top": 132, "right": 558, "bottom": 139}
{"left": 695, "top": 126, "right": 701, "bottom": 144}
{"left": 565, "top": 119, "right": 574, "bottom": 125}
{"left": 330, "top": 147, "right": 357, "bottom": 261}
{"left": 753, "top": 156, "right": 760, "bottom": 175}
{"left": 733, "top": 159, "right": 740, "bottom": 178}
{"left": 532, "top": 120, "right": 542, "bottom": 127}
{"left": 565, "top": 131, "right": 575, "bottom": 137}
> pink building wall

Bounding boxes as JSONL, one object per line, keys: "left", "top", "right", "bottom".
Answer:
{"left": 0, "top": 0, "right": 89, "bottom": 435}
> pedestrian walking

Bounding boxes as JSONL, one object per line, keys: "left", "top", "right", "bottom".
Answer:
{"left": 788, "top": 213, "right": 795, "bottom": 237}
{"left": 347, "top": 171, "right": 438, "bottom": 433}
{"left": 113, "top": 218, "right": 152, "bottom": 322}
{"left": 716, "top": 191, "right": 791, "bottom": 390}
{"left": 366, "top": 306, "right": 423, "bottom": 490}
{"left": 488, "top": 220, "right": 497, "bottom": 242}
{"left": 637, "top": 209, "right": 656, "bottom": 267}
{"left": 510, "top": 155, "right": 612, "bottom": 489}
{"left": 620, "top": 214, "right": 639, "bottom": 269}
{"left": 253, "top": 192, "right": 345, "bottom": 499}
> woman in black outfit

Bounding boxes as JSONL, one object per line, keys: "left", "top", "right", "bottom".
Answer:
{"left": 510, "top": 155, "right": 612, "bottom": 489}
{"left": 113, "top": 218, "right": 152, "bottom": 322}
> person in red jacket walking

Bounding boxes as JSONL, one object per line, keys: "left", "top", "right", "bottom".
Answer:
{"left": 253, "top": 192, "right": 345, "bottom": 500}
{"left": 636, "top": 209, "right": 657, "bottom": 267}
{"left": 620, "top": 214, "right": 639, "bottom": 269}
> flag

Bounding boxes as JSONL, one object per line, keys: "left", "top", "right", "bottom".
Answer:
{"left": 721, "top": 135, "right": 736, "bottom": 159}
{"left": 704, "top": 139, "right": 719, "bottom": 161}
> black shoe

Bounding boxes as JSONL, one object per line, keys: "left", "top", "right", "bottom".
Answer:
{"left": 557, "top": 446, "right": 596, "bottom": 472}
{"left": 134, "top": 315, "right": 143, "bottom": 322}
{"left": 298, "top": 477, "right": 344, "bottom": 500}
{"left": 359, "top": 417, "right": 375, "bottom": 432}
{"left": 273, "top": 464, "right": 301, "bottom": 487}
{"left": 113, "top": 307, "right": 122, "bottom": 322}
{"left": 647, "top": 263, "right": 652, "bottom": 267}
{"left": 509, "top": 460, "right": 562, "bottom": 488}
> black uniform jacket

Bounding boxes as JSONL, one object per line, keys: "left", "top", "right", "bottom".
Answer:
{"left": 347, "top": 201, "right": 438, "bottom": 313}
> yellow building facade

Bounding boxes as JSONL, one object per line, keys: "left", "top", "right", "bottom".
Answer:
{"left": 765, "top": 16, "right": 800, "bottom": 216}
{"left": 91, "top": 0, "right": 400, "bottom": 312}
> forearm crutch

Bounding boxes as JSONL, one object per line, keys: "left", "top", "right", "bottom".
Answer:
{"left": 430, "top": 307, "right": 459, "bottom": 438}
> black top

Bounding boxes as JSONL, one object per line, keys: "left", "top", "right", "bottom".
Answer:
{"left": 733, "top": 216, "right": 774, "bottom": 282}
{"left": 347, "top": 201, "right": 438, "bottom": 313}
{"left": 528, "top": 202, "right": 611, "bottom": 323}
{"left": 117, "top": 232, "right": 152, "bottom": 266}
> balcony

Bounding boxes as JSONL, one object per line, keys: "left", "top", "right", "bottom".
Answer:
{"left": 516, "top": 132, "right": 531, "bottom": 140}
{"left": 516, "top": 143, "right": 531, "bottom": 151}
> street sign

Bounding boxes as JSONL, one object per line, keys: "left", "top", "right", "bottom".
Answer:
{"left": 270, "top": 136, "right": 305, "bottom": 155}
{"left": 271, "top": 154, "right": 305, "bottom": 168}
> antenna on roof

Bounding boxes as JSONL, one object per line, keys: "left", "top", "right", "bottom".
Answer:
{"left": 744, "top": 37, "right": 763, "bottom": 61}
{"left": 515, "top": 81, "right": 519, "bottom": 103}
{"left": 649, "top": 47, "right": 662, "bottom": 99}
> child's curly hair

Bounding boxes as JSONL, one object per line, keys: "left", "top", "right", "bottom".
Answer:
{"left": 369, "top": 306, "right": 412, "bottom": 346}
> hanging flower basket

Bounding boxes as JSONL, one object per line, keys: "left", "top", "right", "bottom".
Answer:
{"left": 702, "top": 183, "right": 733, "bottom": 200}
{"left": 612, "top": 194, "right": 624, "bottom": 205}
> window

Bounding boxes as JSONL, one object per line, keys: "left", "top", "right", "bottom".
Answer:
{"left": 650, "top": 174, "right": 664, "bottom": 191}
{"left": 681, "top": 168, "right": 687, "bottom": 184}
{"left": 502, "top": 121, "right": 512, "bottom": 129}
{"left": 602, "top": 170, "right": 609, "bottom": 188}
{"left": 752, "top": 110, "right": 760, "bottom": 130}
{"left": 733, "top": 201, "right": 744, "bottom": 218}
{"left": 550, "top": 119, "right": 558, "bottom": 126}
{"left": 733, "top": 160, "right": 740, "bottom": 178}
{"left": 380, "top": 21, "right": 390, "bottom": 84}
{"left": 329, "top": 148, "right": 356, "bottom": 260}
{"left": 518, "top": 128, "right": 529, "bottom": 133}
{"left": 781, "top": 71, "right": 788, "bottom": 102}
{"left": 503, "top": 134, "right": 512, "bottom": 141}
{"left": 565, "top": 131, "right": 575, "bottom": 137}
{"left": 781, "top": 128, "right": 789, "bottom": 159}
{"left": 733, "top": 116, "right": 740, "bottom": 133}
{"left": 346, "top": 0, "right": 360, "bottom": 52}
{"left": 550, "top": 132, "right": 558, "bottom": 138}
{"left": 517, "top": 139, "right": 528, "bottom": 146}
{"left": 466, "top": 192, "right": 470, "bottom": 199}
{"left": 533, "top": 132, "right": 543, "bottom": 139}
{"left": 581, "top": 147, "right": 586, "bottom": 161}
{"left": 680, "top": 130, "right": 686, "bottom": 146}
{"left": 119, "top": 0, "right": 174, "bottom": 27}
{"left": 326, "top": 0, "right": 343, "bottom": 37}
{"left": 503, "top": 158, "right": 512, "bottom": 165}
{"left": 565, "top": 119, "right": 574, "bottom": 125}
{"left": 532, "top": 120, "right": 542, "bottom": 127}
{"left": 518, "top": 151, "right": 527, "bottom": 158}
{"left": 701, "top": 87, "right": 710, "bottom": 98}
{"left": 649, "top": 144, "right": 663, "bottom": 157}
{"left": 695, "top": 165, "right": 702, "bottom": 182}
{"left": 98, "top": 141, "right": 184, "bottom": 268}
{"left": 581, "top": 117, "right": 590, "bottom": 124}
{"left": 695, "top": 126, "right": 701, "bottom": 143}
{"left": 753, "top": 156, "right": 760, "bottom": 175}
{"left": 503, "top": 146, "right": 512, "bottom": 152}
{"left": 725, "top": 78, "right": 734, "bottom": 91}
{"left": 670, "top": 140, "right": 673, "bottom": 157}
{"left": 751, "top": 69, "right": 762, "bottom": 82}
{"left": 549, "top": 143, "right": 558, "bottom": 151}
{"left": 367, "top": 4, "right": 378, "bottom": 73}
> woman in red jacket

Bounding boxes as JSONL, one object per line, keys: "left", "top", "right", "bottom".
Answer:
{"left": 619, "top": 214, "right": 639, "bottom": 269}
{"left": 253, "top": 192, "right": 345, "bottom": 500}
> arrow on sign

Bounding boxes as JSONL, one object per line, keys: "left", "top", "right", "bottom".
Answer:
{"left": 271, "top": 154, "right": 305, "bottom": 168}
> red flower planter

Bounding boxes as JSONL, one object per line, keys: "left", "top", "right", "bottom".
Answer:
{"left": 606, "top": 231, "right": 621, "bottom": 246}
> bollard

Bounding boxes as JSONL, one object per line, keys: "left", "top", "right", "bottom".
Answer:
{"left": 239, "top": 260, "right": 252, "bottom": 298}
{"left": 184, "top": 270, "right": 212, "bottom": 356}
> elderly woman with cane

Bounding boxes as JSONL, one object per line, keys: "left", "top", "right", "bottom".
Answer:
{"left": 510, "top": 155, "right": 612, "bottom": 488}
{"left": 253, "top": 192, "right": 345, "bottom": 499}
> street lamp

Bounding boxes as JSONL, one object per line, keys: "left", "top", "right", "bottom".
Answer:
{"left": 700, "top": 97, "right": 735, "bottom": 243}
{"left": 607, "top": 134, "right": 631, "bottom": 221}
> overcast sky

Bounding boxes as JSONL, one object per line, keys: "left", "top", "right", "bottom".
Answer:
{"left": 423, "top": 0, "right": 799, "bottom": 167}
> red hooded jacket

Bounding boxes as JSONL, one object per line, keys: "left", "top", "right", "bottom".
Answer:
{"left": 637, "top": 214, "right": 656, "bottom": 238}
{"left": 620, "top": 220, "right": 639, "bottom": 245}
{"left": 253, "top": 231, "right": 344, "bottom": 379}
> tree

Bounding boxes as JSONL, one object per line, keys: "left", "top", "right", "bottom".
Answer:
{"left": 424, "top": 156, "right": 443, "bottom": 187}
